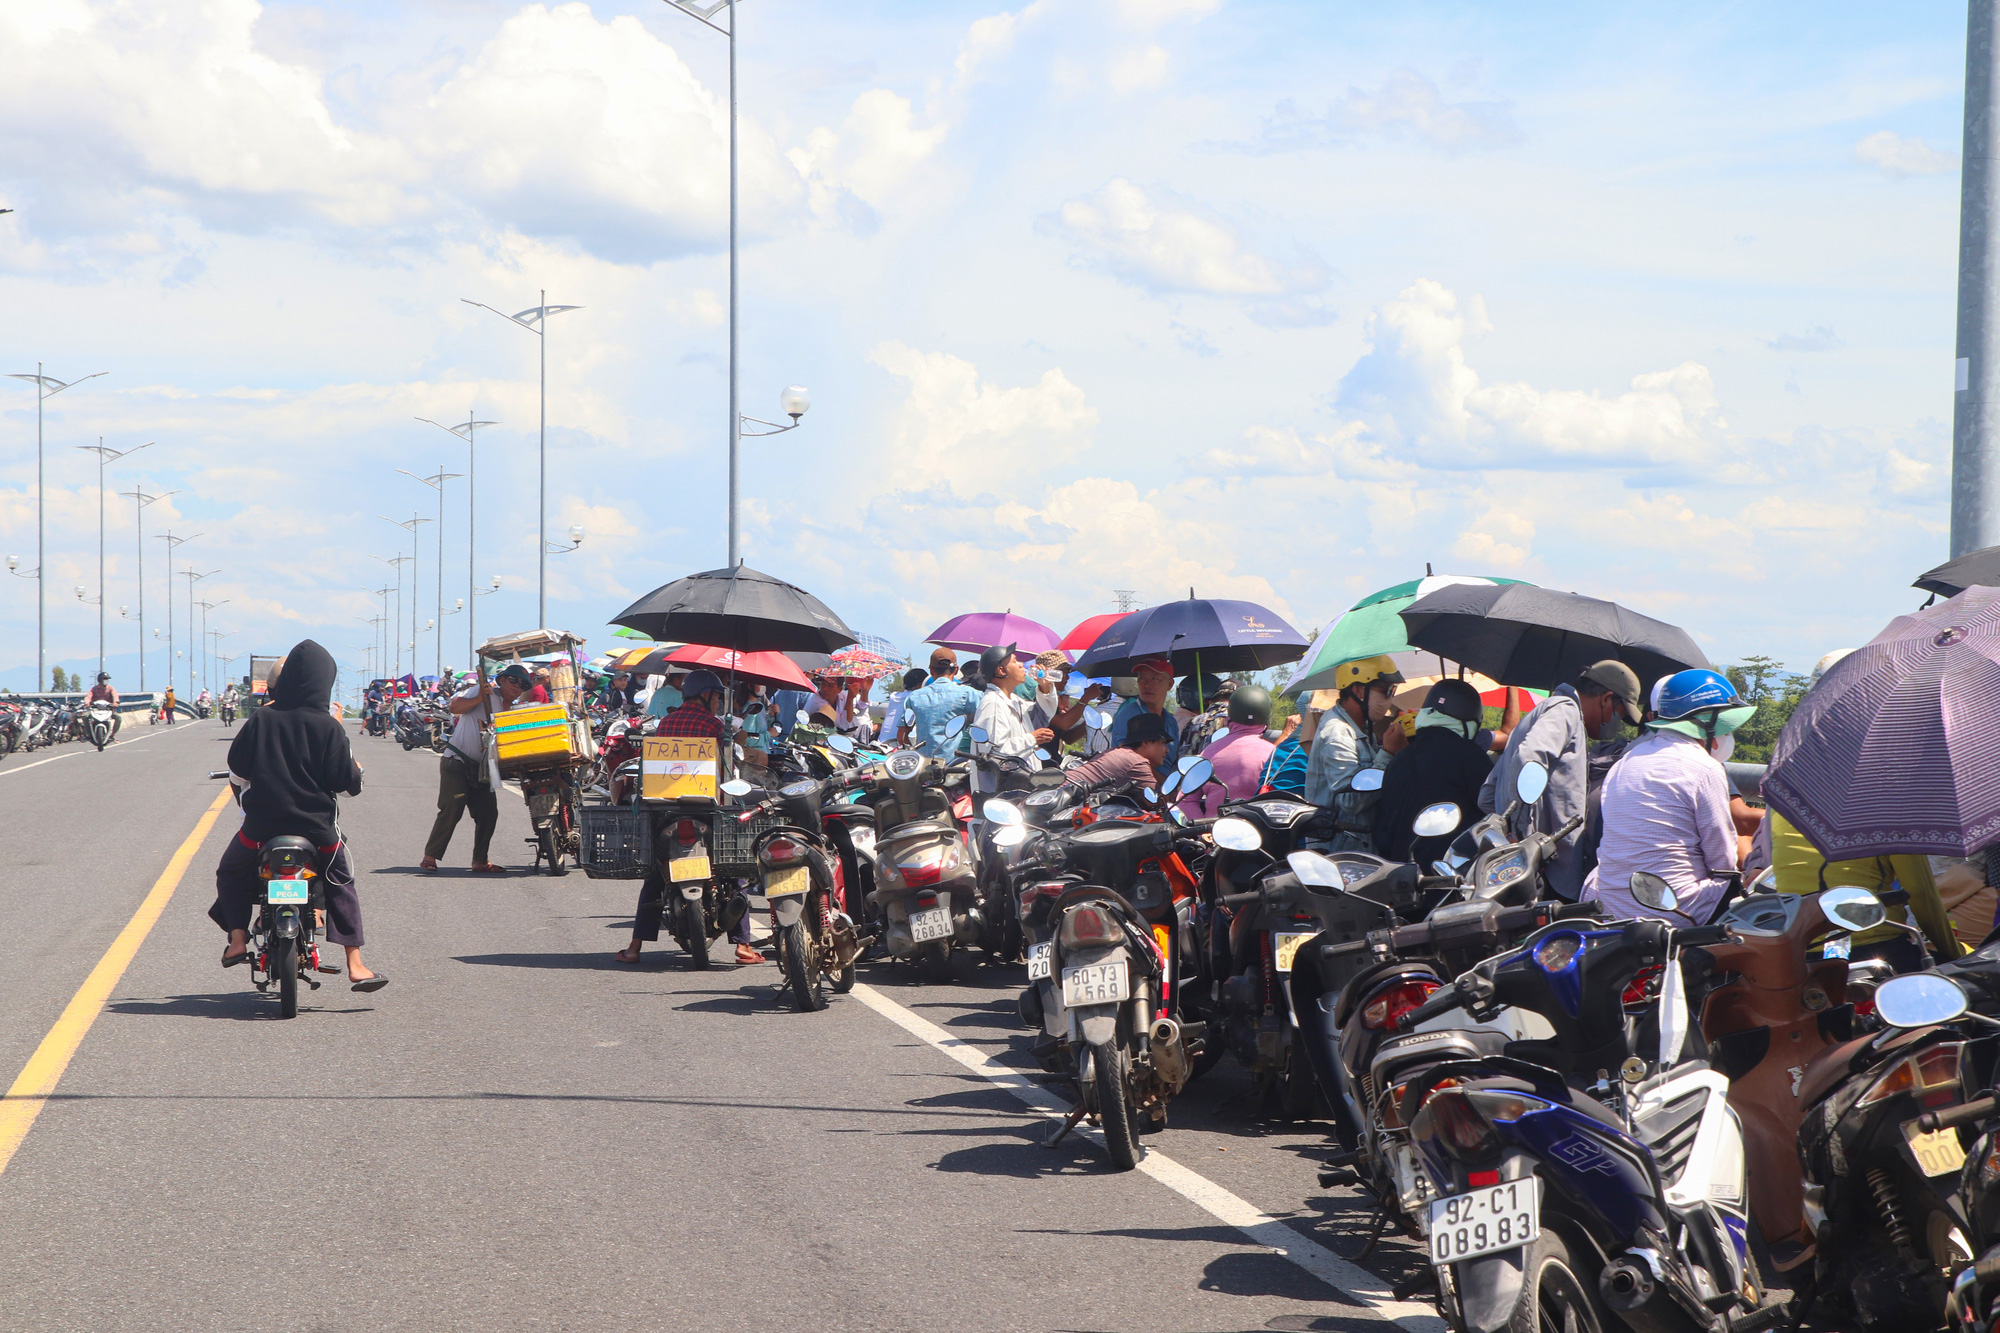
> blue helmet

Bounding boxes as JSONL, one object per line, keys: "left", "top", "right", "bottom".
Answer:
{"left": 1649, "top": 669, "right": 1755, "bottom": 740}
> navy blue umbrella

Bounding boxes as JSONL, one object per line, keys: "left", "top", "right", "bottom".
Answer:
{"left": 1072, "top": 594, "right": 1309, "bottom": 678}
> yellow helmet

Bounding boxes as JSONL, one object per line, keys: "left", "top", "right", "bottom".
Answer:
{"left": 1331, "top": 655, "right": 1405, "bottom": 693}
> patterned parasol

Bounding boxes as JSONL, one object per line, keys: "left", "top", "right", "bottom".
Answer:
{"left": 821, "top": 646, "right": 903, "bottom": 681}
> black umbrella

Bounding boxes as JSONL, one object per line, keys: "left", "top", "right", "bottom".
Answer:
{"left": 1071, "top": 594, "right": 1310, "bottom": 678}
{"left": 611, "top": 565, "right": 858, "bottom": 654}
{"left": 1397, "top": 583, "right": 1709, "bottom": 693}
{"left": 1914, "top": 545, "right": 2000, "bottom": 599}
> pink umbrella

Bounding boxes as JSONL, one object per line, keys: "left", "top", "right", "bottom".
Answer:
{"left": 655, "top": 644, "right": 816, "bottom": 692}
{"left": 925, "top": 611, "right": 1060, "bottom": 654}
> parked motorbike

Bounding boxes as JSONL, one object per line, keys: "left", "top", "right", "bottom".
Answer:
{"left": 1392, "top": 871, "right": 1774, "bottom": 1333}
{"left": 521, "top": 768, "right": 581, "bottom": 877}
{"left": 721, "top": 773, "right": 867, "bottom": 1011}
{"left": 86, "top": 700, "right": 115, "bottom": 751}
{"left": 862, "top": 721, "right": 982, "bottom": 979}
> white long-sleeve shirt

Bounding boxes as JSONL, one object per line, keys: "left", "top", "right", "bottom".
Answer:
{"left": 1584, "top": 729, "right": 1739, "bottom": 924}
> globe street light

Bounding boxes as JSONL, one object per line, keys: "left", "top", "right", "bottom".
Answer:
{"left": 461, "top": 293, "right": 581, "bottom": 627}
{"left": 76, "top": 438, "right": 151, "bottom": 681}
{"left": 546, "top": 524, "right": 585, "bottom": 555}
{"left": 6, "top": 364, "right": 105, "bottom": 689}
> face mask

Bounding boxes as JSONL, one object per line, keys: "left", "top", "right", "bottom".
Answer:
{"left": 1711, "top": 733, "right": 1734, "bottom": 764}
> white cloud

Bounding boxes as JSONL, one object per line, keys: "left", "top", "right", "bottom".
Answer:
{"left": 1047, "top": 177, "right": 1326, "bottom": 300}
{"left": 866, "top": 343, "right": 1097, "bottom": 491}
{"left": 1109, "top": 44, "right": 1172, "bottom": 93}
{"left": 1115, "top": 0, "right": 1223, "bottom": 27}
{"left": 1762, "top": 325, "right": 1843, "bottom": 352}
{"left": 1254, "top": 70, "right": 1521, "bottom": 154}
{"left": 1854, "top": 130, "right": 1957, "bottom": 179}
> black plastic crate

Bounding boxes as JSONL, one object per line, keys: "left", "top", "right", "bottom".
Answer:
{"left": 710, "top": 809, "right": 786, "bottom": 872}
{"left": 579, "top": 806, "right": 652, "bottom": 879}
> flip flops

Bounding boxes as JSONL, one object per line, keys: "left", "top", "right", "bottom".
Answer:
{"left": 351, "top": 975, "right": 390, "bottom": 993}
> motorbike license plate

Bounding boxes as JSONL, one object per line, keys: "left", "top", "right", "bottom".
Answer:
{"left": 765, "top": 865, "right": 810, "bottom": 899}
{"left": 1062, "top": 959, "right": 1130, "bottom": 1007}
{"left": 1904, "top": 1119, "right": 1969, "bottom": 1177}
{"left": 910, "top": 907, "right": 953, "bottom": 943}
{"left": 669, "top": 854, "right": 710, "bottom": 883}
{"left": 1428, "top": 1176, "right": 1540, "bottom": 1265}
{"left": 1027, "top": 941, "right": 1053, "bottom": 980}
{"left": 1272, "top": 932, "right": 1314, "bottom": 973}
{"left": 266, "top": 878, "right": 309, "bottom": 905}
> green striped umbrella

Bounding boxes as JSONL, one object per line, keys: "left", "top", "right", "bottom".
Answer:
{"left": 1282, "top": 574, "right": 1533, "bottom": 697}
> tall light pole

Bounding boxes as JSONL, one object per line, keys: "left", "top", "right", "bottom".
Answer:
{"left": 209, "top": 629, "right": 234, "bottom": 691}
{"left": 75, "top": 438, "right": 152, "bottom": 681}
{"left": 119, "top": 485, "right": 175, "bottom": 691}
{"left": 381, "top": 514, "right": 429, "bottom": 675}
{"left": 399, "top": 465, "right": 462, "bottom": 678}
{"left": 358, "top": 616, "right": 385, "bottom": 681}
{"left": 375, "top": 554, "right": 412, "bottom": 678}
{"left": 461, "top": 293, "right": 580, "bottom": 626}
{"left": 656, "top": 1, "right": 812, "bottom": 568}
{"left": 1957, "top": 0, "right": 2000, "bottom": 554}
{"left": 155, "top": 531, "right": 199, "bottom": 701}
{"left": 6, "top": 365, "right": 106, "bottom": 688}
{"left": 181, "top": 569, "right": 217, "bottom": 699}
{"left": 370, "top": 585, "right": 394, "bottom": 678}
{"left": 417, "top": 414, "right": 497, "bottom": 665}
{"left": 197, "top": 600, "right": 227, "bottom": 692}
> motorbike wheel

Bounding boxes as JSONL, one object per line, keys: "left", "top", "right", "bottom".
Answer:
{"left": 681, "top": 897, "right": 711, "bottom": 970}
{"left": 920, "top": 942, "right": 957, "bottom": 983}
{"left": 1278, "top": 1042, "right": 1320, "bottom": 1122}
{"left": 779, "top": 920, "right": 828, "bottom": 1013}
{"left": 1090, "top": 1040, "right": 1141, "bottom": 1171}
{"left": 1509, "top": 1230, "right": 1606, "bottom": 1333}
{"left": 93, "top": 731, "right": 106, "bottom": 752}
{"left": 273, "top": 936, "right": 300, "bottom": 1020}
{"left": 539, "top": 827, "right": 566, "bottom": 877}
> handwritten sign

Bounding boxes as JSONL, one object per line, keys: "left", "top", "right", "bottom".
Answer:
{"left": 641, "top": 736, "right": 720, "bottom": 803}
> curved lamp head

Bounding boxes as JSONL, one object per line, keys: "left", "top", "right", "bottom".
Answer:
{"left": 568, "top": 525, "right": 585, "bottom": 544}
{"left": 74, "top": 584, "right": 86, "bottom": 599}
{"left": 780, "top": 385, "right": 811, "bottom": 420}
{"left": 490, "top": 575, "right": 502, "bottom": 589}
{"left": 5, "top": 556, "right": 16, "bottom": 571}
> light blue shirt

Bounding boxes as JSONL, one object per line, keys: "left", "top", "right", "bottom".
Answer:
{"left": 645, "top": 683, "right": 683, "bottom": 717}
{"left": 904, "top": 677, "right": 981, "bottom": 757}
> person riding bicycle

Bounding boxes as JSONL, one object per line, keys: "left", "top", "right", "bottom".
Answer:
{"left": 211, "top": 640, "right": 387, "bottom": 991}
{"left": 85, "top": 672, "right": 121, "bottom": 740}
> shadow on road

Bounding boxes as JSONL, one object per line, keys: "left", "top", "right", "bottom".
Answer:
{"left": 106, "top": 992, "right": 375, "bottom": 1021}
{"left": 933, "top": 1133, "right": 1100, "bottom": 1177}
{"left": 452, "top": 952, "right": 623, "bottom": 970}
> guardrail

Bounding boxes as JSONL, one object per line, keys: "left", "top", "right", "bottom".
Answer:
{"left": 0, "top": 693, "right": 200, "bottom": 717}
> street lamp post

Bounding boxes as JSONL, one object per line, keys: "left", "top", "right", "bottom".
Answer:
{"left": 197, "top": 599, "right": 227, "bottom": 693}
{"left": 118, "top": 485, "right": 175, "bottom": 691}
{"left": 154, "top": 531, "right": 200, "bottom": 703}
{"left": 382, "top": 514, "right": 429, "bottom": 678}
{"left": 417, "top": 415, "right": 499, "bottom": 667}
{"left": 181, "top": 569, "right": 217, "bottom": 700}
{"left": 461, "top": 293, "right": 580, "bottom": 627}
{"left": 375, "top": 554, "right": 412, "bottom": 678}
{"left": 369, "top": 586, "right": 394, "bottom": 678}
{"left": 656, "top": 0, "right": 813, "bottom": 568}
{"left": 209, "top": 629, "right": 234, "bottom": 691}
{"left": 6, "top": 364, "right": 105, "bottom": 689}
{"left": 76, "top": 438, "right": 152, "bottom": 681}
{"left": 399, "top": 465, "right": 462, "bottom": 678}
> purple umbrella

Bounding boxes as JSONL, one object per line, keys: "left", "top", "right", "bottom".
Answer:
{"left": 1072, "top": 594, "right": 1309, "bottom": 677}
{"left": 1765, "top": 585, "right": 2000, "bottom": 858}
{"left": 925, "top": 611, "right": 1060, "bottom": 654}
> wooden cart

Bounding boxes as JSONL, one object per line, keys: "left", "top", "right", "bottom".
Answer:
{"left": 477, "top": 629, "right": 592, "bottom": 874}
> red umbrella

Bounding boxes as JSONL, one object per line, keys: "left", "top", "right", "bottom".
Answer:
{"left": 1480, "top": 685, "right": 1545, "bottom": 712}
{"left": 1060, "top": 613, "right": 1127, "bottom": 656}
{"left": 656, "top": 644, "right": 816, "bottom": 692}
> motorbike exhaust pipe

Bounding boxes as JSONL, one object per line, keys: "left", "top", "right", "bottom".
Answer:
{"left": 1598, "top": 1252, "right": 1659, "bottom": 1312}
{"left": 1148, "top": 1016, "right": 1192, "bottom": 1087}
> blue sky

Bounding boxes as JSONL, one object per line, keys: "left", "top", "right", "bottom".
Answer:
{"left": 0, "top": 0, "right": 1974, "bottom": 692}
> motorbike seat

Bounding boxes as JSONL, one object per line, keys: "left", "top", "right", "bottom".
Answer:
{"left": 1068, "top": 822, "right": 1169, "bottom": 851}
{"left": 260, "top": 835, "right": 318, "bottom": 857}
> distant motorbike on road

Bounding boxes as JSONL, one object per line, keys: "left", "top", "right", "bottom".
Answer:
{"left": 86, "top": 700, "right": 115, "bottom": 751}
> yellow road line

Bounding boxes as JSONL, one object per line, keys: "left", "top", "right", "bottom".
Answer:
{"left": 0, "top": 786, "right": 232, "bottom": 1175}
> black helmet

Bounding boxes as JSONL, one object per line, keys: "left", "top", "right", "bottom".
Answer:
{"left": 1227, "top": 685, "right": 1272, "bottom": 726}
{"left": 1422, "top": 678, "right": 1483, "bottom": 725}
{"left": 1177, "top": 674, "right": 1227, "bottom": 712}
{"left": 96, "top": 672, "right": 110, "bottom": 683}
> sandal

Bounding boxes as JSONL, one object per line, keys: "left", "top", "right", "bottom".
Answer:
{"left": 615, "top": 944, "right": 643, "bottom": 965}
{"left": 221, "top": 948, "right": 250, "bottom": 968}
{"left": 734, "top": 944, "right": 767, "bottom": 966}
{"left": 419, "top": 856, "right": 438, "bottom": 872}
{"left": 350, "top": 975, "right": 389, "bottom": 994}
{"left": 472, "top": 862, "right": 507, "bottom": 874}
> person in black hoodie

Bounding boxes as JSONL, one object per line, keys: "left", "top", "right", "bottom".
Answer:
{"left": 211, "top": 639, "right": 387, "bottom": 992}
{"left": 1371, "top": 678, "right": 1494, "bottom": 866}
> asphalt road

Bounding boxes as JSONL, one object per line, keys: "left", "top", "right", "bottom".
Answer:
{"left": 0, "top": 721, "right": 1433, "bottom": 1333}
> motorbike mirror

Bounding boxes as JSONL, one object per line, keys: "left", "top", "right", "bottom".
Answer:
{"left": 993, "top": 824, "right": 1029, "bottom": 848}
{"left": 983, "top": 798, "right": 1024, "bottom": 826}
{"left": 720, "top": 779, "right": 754, "bottom": 797}
{"left": 1874, "top": 973, "right": 1971, "bottom": 1030}
{"left": 742, "top": 701, "right": 764, "bottom": 716}
{"left": 1516, "top": 761, "right": 1549, "bottom": 805}
{"left": 944, "top": 714, "right": 968, "bottom": 739}
{"left": 968, "top": 725, "right": 989, "bottom": 744}
{"left": 1179, "top": 758, "right": 1214, "bottom": 793}
{"left": 1142, "top": 786, "right": 1159, "bottom": 803}
{"left": 1412, "top": 802, "right": 1461, "bottom": 839}
{"left": 827, "top": 734, "right": 856, "bottom": 755}
{"left": 1212, "top": 817, "right": 1262, "bottom": 851}
{"left": 1160, "top": 771, "right": 1182, "bottom": 798}
{"left": 795, "top": 709, "right": 810, "bottom": 725}
{"left": 1350, "top": 768, "right": 1384, "bottom": 793}
{"left": 1628, "top": 870, "right": 1678, "bottom": 913}
{"left": 1177, "top": 755, "right": 1202, "bottom": 773}
{"left": 1820, "top": 886, "right": 1887, "bottom": 934}
{"left": 1166, "top": 805, "right": 1189, "bottom": 827}
{"left": 1083, "top": 706, "right": 1110, "bottom": 730}
{"left": 1287, "top": 850, "right": 1346, "bottom": 890}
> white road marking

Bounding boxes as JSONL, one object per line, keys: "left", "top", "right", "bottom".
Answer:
{"left": 849, "top": 981, "right": 1446, "bottom": 1333}
{"left": 0, "top": 718, "right": 208, "bottom": 779}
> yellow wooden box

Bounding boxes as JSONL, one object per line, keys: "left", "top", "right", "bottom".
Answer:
{"left": 494, "top": 702, "right": 576, "bottom": 770}
{"left": 641, "top": 736, "right": 720, "bottom": 804}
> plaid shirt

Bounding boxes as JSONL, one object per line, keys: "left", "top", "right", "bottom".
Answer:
{"left": 656, "top": 701, "right": 725, "bottom": 739}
